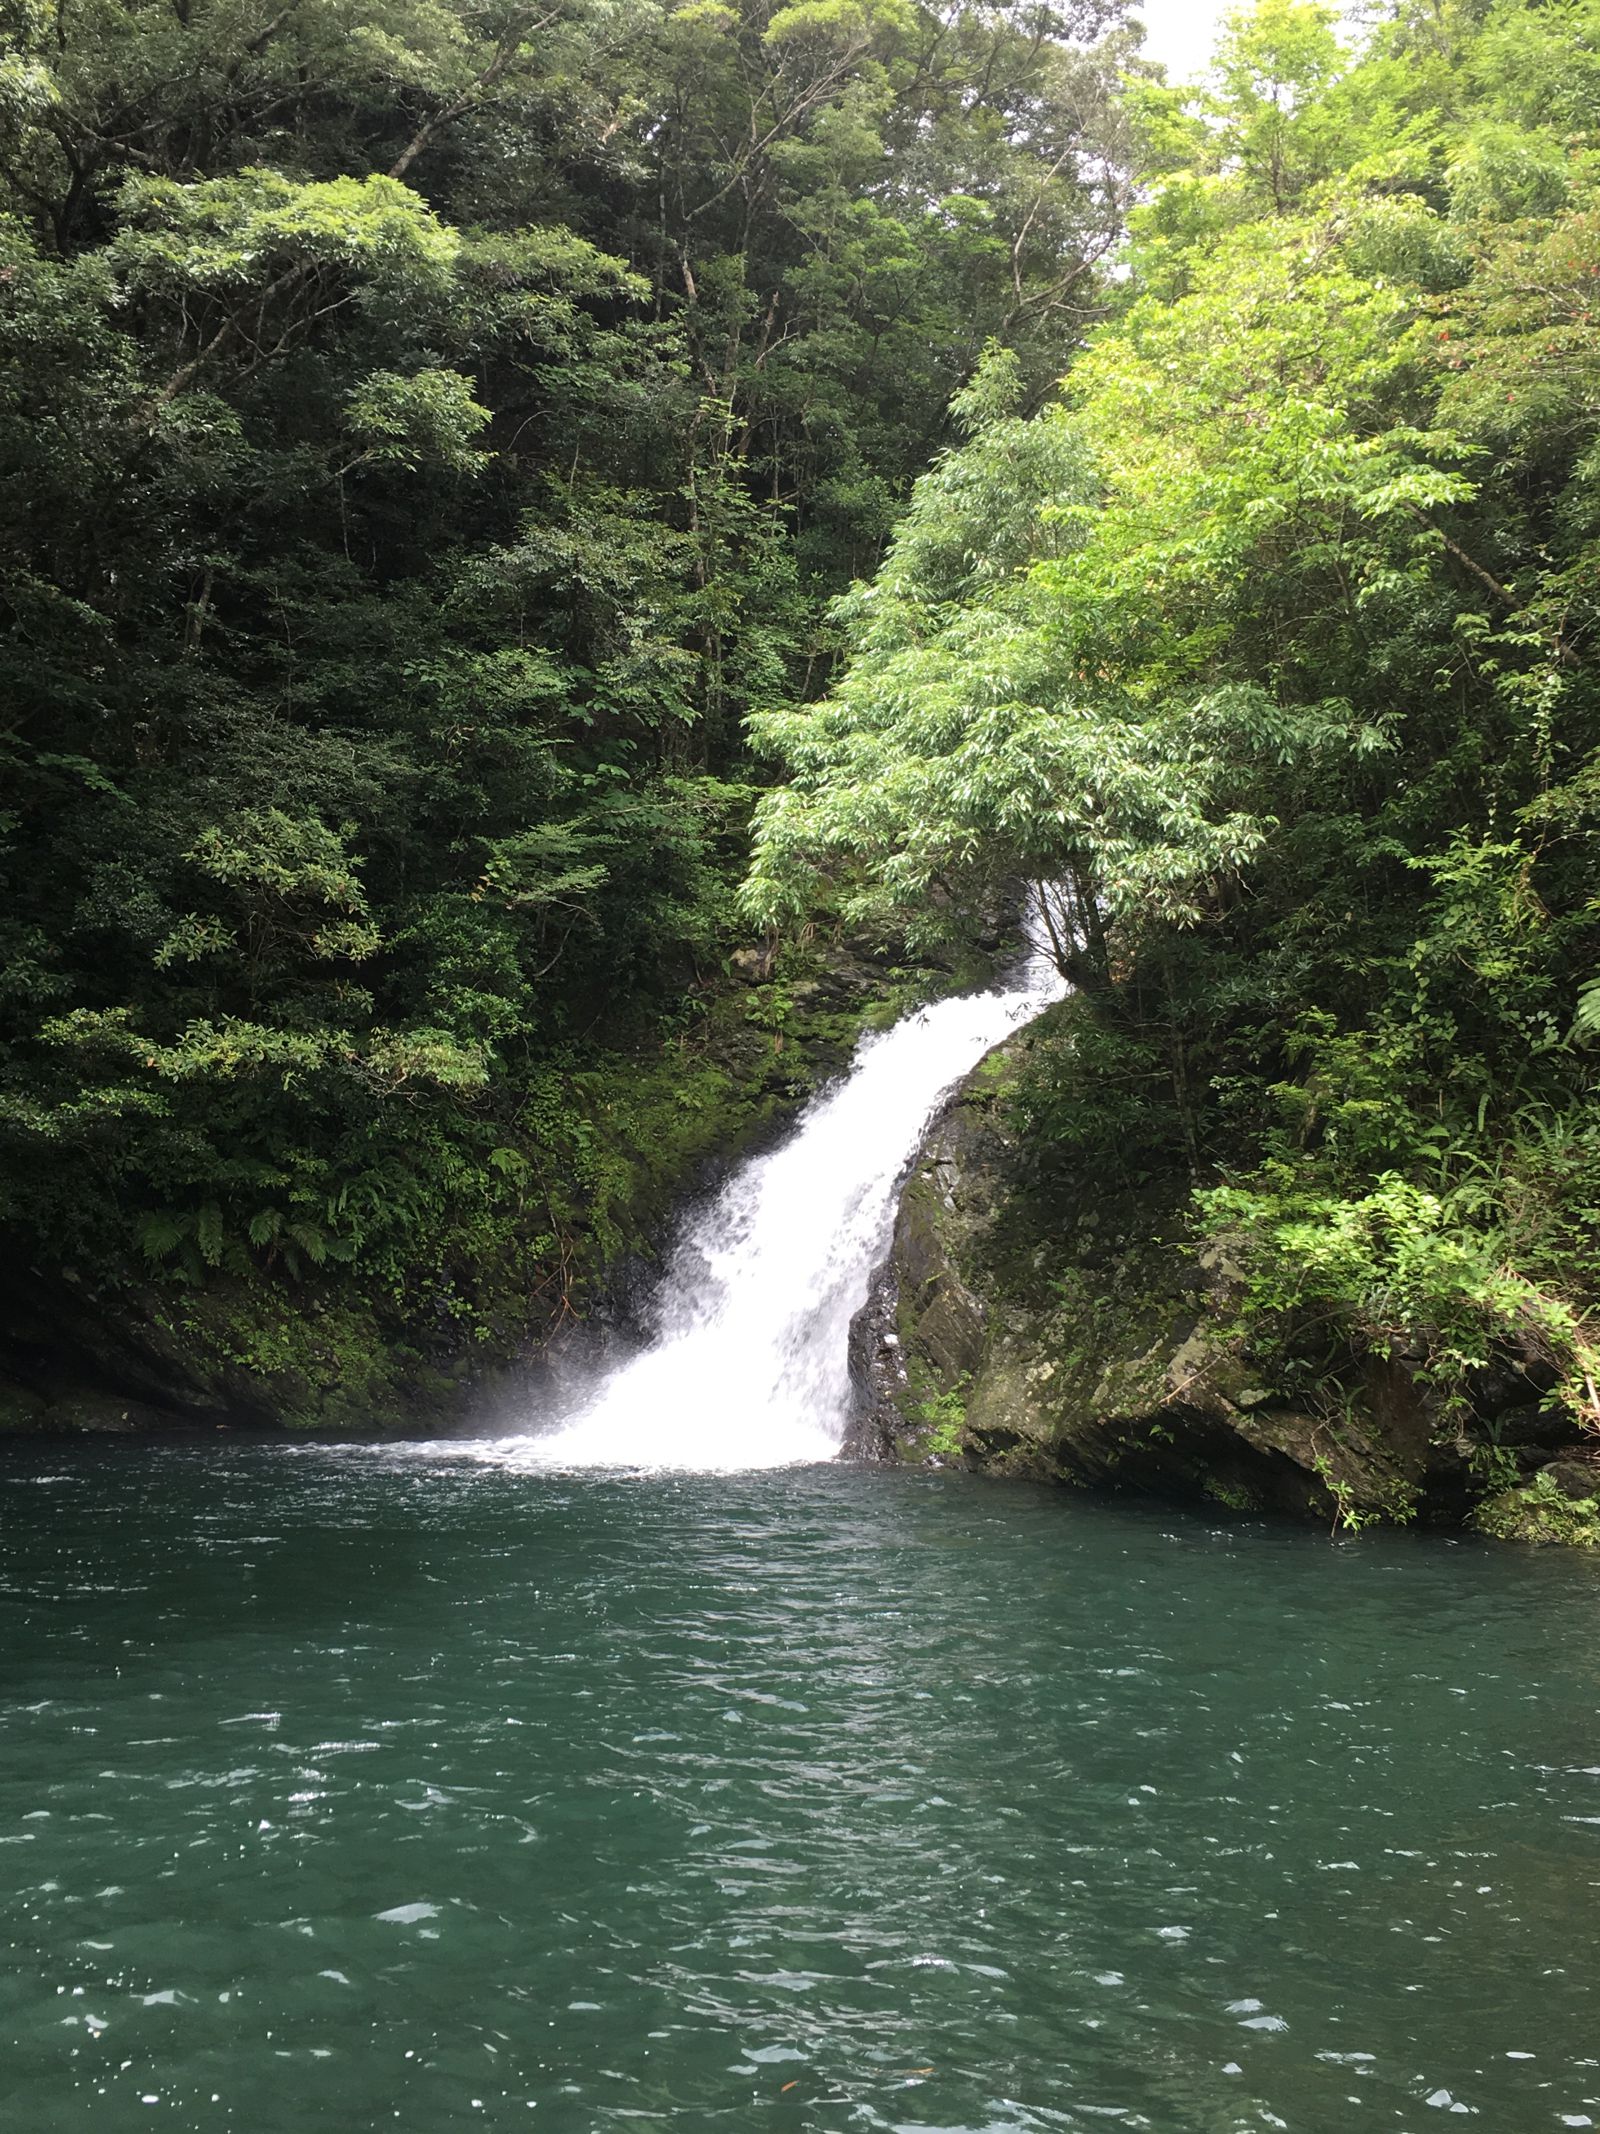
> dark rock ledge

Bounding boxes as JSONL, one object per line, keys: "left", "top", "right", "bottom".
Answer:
{"left": 848, "top": 1030, "right": 1597, "bottom": 1542}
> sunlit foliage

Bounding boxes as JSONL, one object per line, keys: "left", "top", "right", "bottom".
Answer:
{"left": 748, "top": 0, "right": 1600, "bottom": 1416}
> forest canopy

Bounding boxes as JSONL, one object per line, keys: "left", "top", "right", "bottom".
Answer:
{"left": 0, "top": 0, "right": 1142, "bottom": 1380}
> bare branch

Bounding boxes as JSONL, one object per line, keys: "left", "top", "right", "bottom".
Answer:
{"left": 156, "top": 258, "right": 309, "bottom": 402}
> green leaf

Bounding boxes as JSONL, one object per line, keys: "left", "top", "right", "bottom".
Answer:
{"left": 138, "top": 1214, "right": 186, "bottom": 1262}
{"left": 195, "top": 1204, "right": 225, "bottom": 1266}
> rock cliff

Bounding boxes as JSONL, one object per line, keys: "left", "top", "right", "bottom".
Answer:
{"left": 850, "top": 1017, "right": 1599, "bottom": 1541}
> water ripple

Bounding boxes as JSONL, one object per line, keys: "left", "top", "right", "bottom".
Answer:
{"left": 2, "top": 1453, "right": 1599, "bottom": 2133}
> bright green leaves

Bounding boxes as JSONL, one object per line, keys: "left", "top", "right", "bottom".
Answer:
{"left": 747, "top": 658, "right": 1273, "bottom": 945}
{"left": 834, "top": 348, "right": 1094, "bottom": 633}
{"left": 362, "top": 1027, "right": 490, "bottom": 1089}
{"left": 1211, "top": 0, "right": 1349, "bottom": 212}
{"left": 188, "top": 810, "right": 369, "bottom": 913}
{"left": 184, "top": 809, "right": 381, "bottom": 975}
{"left": 1200, "top": 1166, "right": 1580, "bottom": 1387}
{"left": 1429, "top": 191, "right": 1600, "bottom": 469}
{"left": 1461, "top": 0, "right": 1600, "bottom": 140}
{"left": 745, "top": 0, "right": 1600, "bottom": 1434}
{"left": 0, "top": 30, "right": 55, "bottom": 134}
{"left": 345, "top": 367, "right": 490, "bottom": 474}
{"left": 762, "top": 0, "right": 915, "bottom": 48}
{"left": 478, "top": 821, "right": 612, "bottom": 913}
{"left": 744, "top": 217, "right": 1419, "bottom": 957}
{"left": 113, "top": 168, "right": 460, "bottom": 298}
{"left": 108, "top": 169, "right": 463, "bottom": 403}
{"left": 1054, "top": 205, "right": 1460, "bottom": 693}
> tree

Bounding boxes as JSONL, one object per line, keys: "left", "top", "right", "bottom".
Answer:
{"left": 0, "top": 0, "right": 1147, "bottom": 1395}
{"left": 745, "top": 0, "right": 1600, "bottom": 1418}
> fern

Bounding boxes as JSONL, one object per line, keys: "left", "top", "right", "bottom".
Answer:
{"left": 138, "top": 1213, "right": 186, "bottom": 1261}
{"left": 194, "top": 1202, "right": 225, "bottom": 1267}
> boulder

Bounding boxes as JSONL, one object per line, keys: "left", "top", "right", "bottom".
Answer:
{"left": 852, "top": 1022, "right": 1585, "bottom": 1533}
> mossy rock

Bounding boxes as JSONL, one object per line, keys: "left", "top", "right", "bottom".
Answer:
{"left": 1475, "top": 1466, "right": 1600, "bottom": 1547}
{"left": 860, "top": 1021, "right": 1430, "bottom": 1529}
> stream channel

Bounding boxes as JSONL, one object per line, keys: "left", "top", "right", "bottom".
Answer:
{"left": 3, "top": 968, "right": 1599, "bottom": 2132}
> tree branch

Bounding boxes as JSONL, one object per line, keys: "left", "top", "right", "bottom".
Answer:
{"left": 388, "top": 10, "right": 556, "bottom": 181}
{"left": 1406, "top": 505, "right": 1579, "bottom": 667}
{"left": 156, "top": 258, "right": 309, "bottom": 402}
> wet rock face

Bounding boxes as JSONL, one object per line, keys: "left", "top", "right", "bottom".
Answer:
{"left": 844, "top": 1261, "right": 903, "bottom": 1458}
{"left": 0, "top": 1266, "right": 233, "bottom": 1436}
{"left": 858, "top": 1030, "right": 1590, "bottom": 1534}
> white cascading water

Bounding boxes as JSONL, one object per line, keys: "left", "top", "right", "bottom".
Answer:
{"left": 466, "top": 946, "right": 1064, "bottom": 1473}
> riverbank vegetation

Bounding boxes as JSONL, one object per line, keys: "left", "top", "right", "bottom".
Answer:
{"left": 748, "top": 0, "right": 1600, "bottom": 1513}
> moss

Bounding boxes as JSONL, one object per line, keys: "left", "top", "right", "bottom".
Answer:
{"left": 874, "top": 1009, "right": 1464, "bottom": 1529}
{"left": 1202, "top": 1476, "right": 1261, "bottom": 1512}
{"left": 862, "top": 981, "right": 1600, "bottom": 1542}
{"left": 1474, "top": 1470, "right": 1600, "bottom": 1547}
{"left": 963, "top": 1044, "right": 1023, "bottom": 1099}
{"left": 145, "top": 1279, "right": 452, "bottom": 1434}
{"left": 898, "top": 1355, "right": 971, "bottom": 1462}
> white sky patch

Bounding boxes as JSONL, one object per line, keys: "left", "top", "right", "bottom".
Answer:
{"left": 1134, "top": 0, "right": 1230, "bottom": 82}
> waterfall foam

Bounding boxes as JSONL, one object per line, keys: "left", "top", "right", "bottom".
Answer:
{"left": 472, "top": 952, "right": 1064, "bottom": 1472}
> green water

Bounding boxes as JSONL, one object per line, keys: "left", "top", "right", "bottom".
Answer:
{"left": 2, "top": 1449, "right": 1599, "bottom": 2133}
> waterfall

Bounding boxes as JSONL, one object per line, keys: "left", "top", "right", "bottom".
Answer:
{"left": 469, "top": 951, "right": 1064, "bottom": 1473}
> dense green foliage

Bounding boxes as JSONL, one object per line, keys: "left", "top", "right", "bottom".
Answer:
{"left": 748, "top": 0, "right": 1600, "bottom": 1433}
{"left": 0, "top": 0, "right": 1139, "bottom": 1398}
{"left": 11, "top": 0, "right": 1600, "bottom": 1474}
